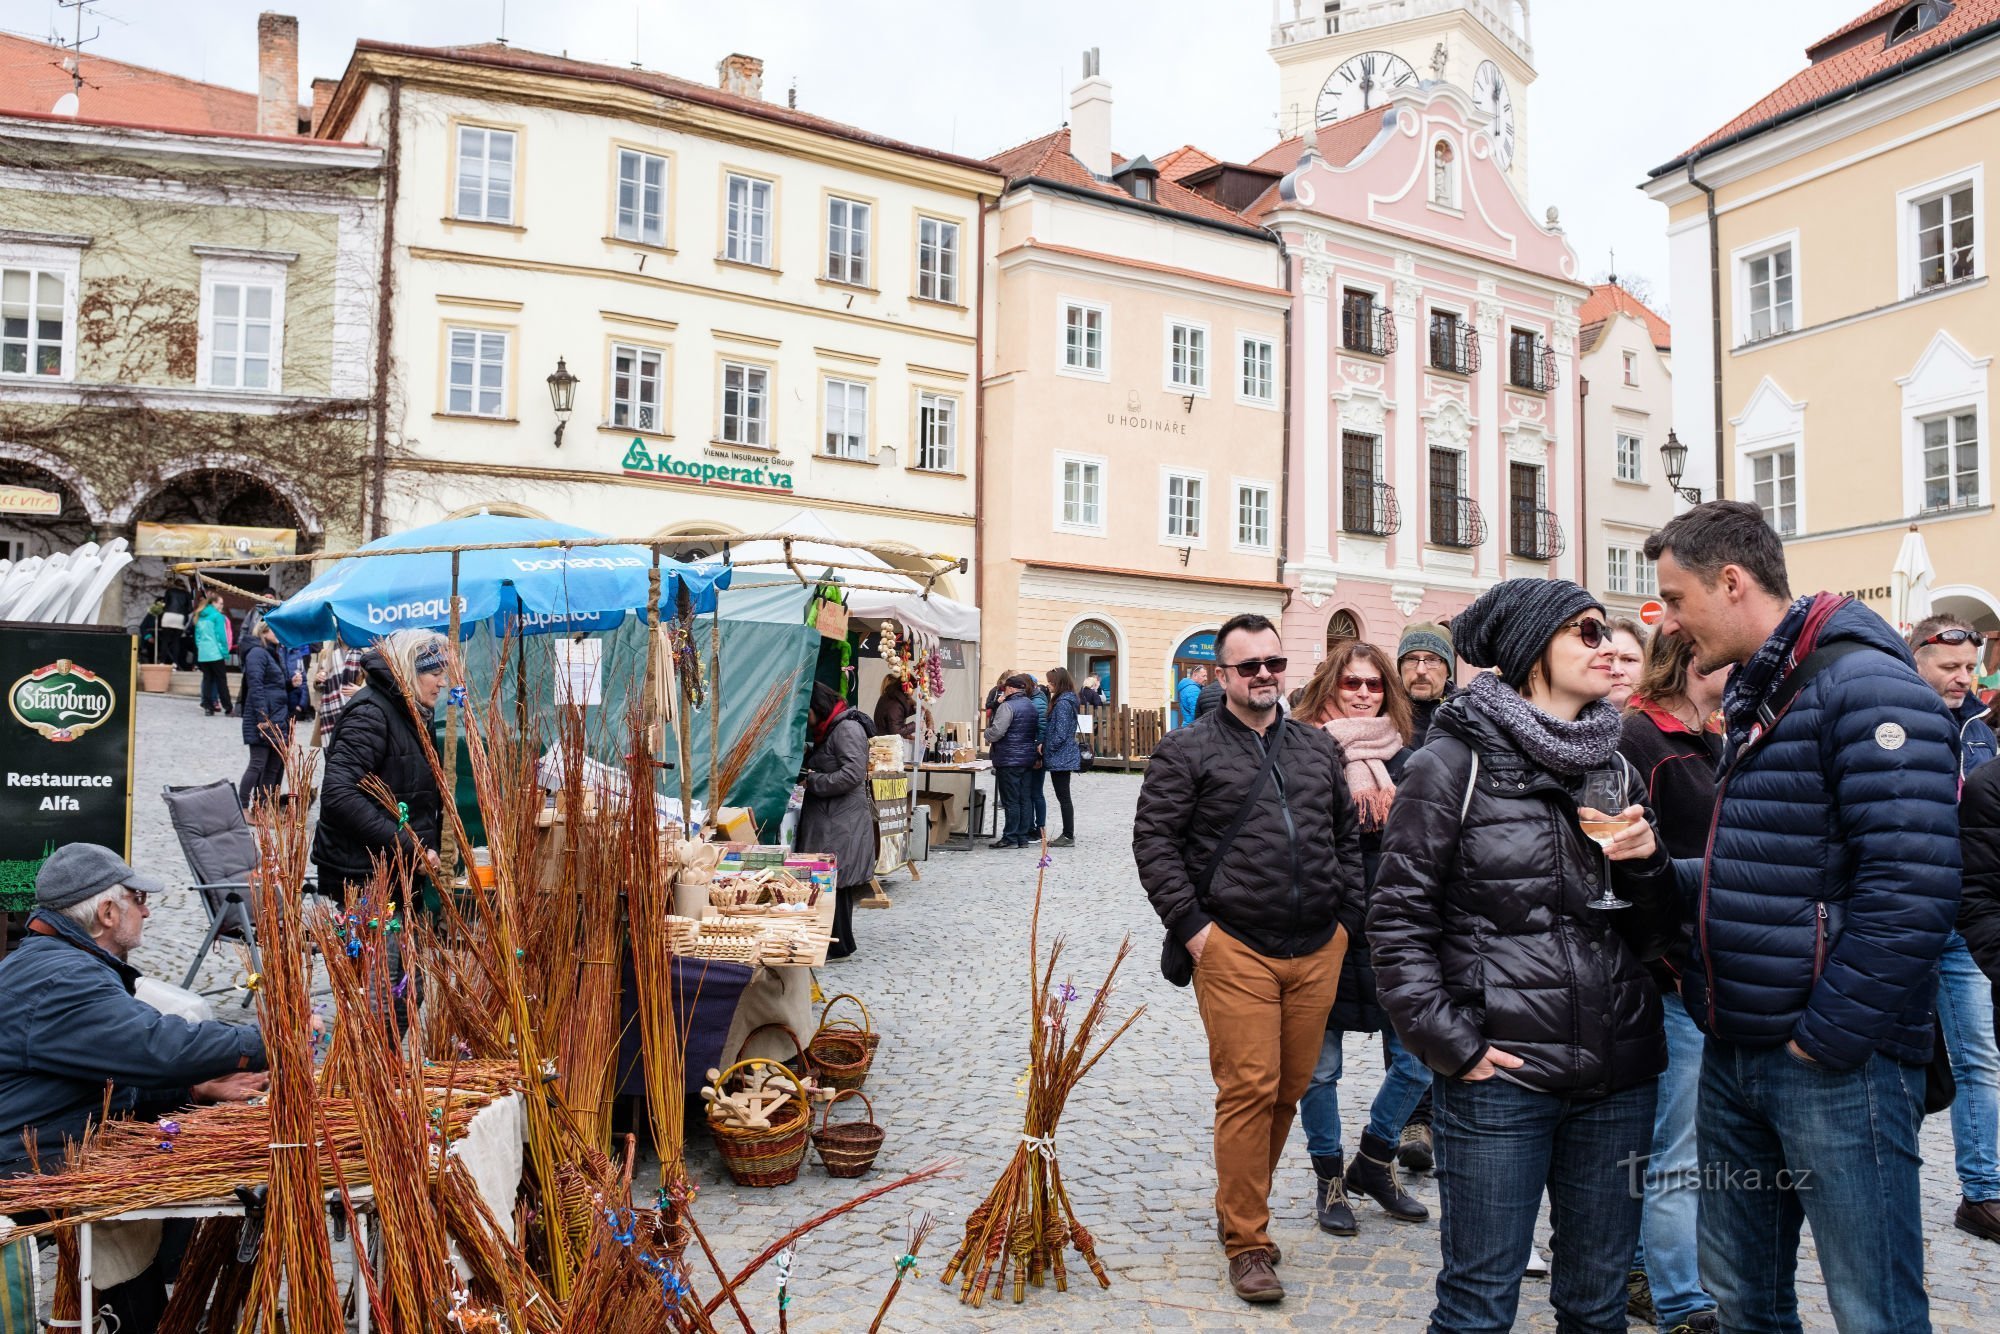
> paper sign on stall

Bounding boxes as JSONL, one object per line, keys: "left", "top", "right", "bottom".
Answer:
{"left": 554, "top": 638, "right": 603, "bottom": 707}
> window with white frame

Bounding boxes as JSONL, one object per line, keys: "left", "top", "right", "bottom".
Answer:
{"left": 455, "top": 125, "right": 516, "bottom": 224}
{"left": 204, "top": 277, "right": 280, "bottom": 390}
{"left": 1615, "top": 432, "right": 1643, "bottom": 482}
{"left": 916, "top": 217, "right": 959, "bottom": 303}
{"left": 825, "top": 196, "right": 870, "bottom": 286}
{"left": 1921, "top": 409, "right": 1980, "bottom": 510}
{"left": 611, "top": 344, "right": 664, "bottom": 431}
{"left": 1062, "top": 302, "right": 1105, "bottom": 374}
{"left": 1743, "top": 244, "right": 1795, "bottom": 341}
{"left": 1058, "top": 455, "right": 1103, "bottom": 530}
{"left": 1239, "top": 334, "right": 1276, "bottom": 404}
{"left": 725, "top": 173, "right": 774, "bottom": 266}
{"left": 615, "top": 149, "right": 668, "bottom": 246}
{"left": 446, "top": 327, "right": 508, "bottom": 417}
{"left": 1622, "top": 350, "right": 1638, "bottom": 387}
{"left": 823, "top": 378, "right": 869, "bottom": 460}
{"left": 720, "top": 361, "right": 769, "bottom": 445}
{"left": 1750, "top": 446, "right": 1798, "bottom": 536}
{"left": 1164, "top": 471, "right": 1204, "bottom": 541}
{"left": 1235, "top": 482, "right": 1273, "bottom": 549}
{"left": 0, "top": 264, "right": 71, "bottom": 378}
{"left": 1168, "top": 322, "right": 1207, "bottom": 392}
{"left": 1913, "top": 182, "right": 1977, "bottom": 292}
{"left": 1605, "top": 546, "right": 1658, "bottom": 597}
{"left": 916, "top": 391, "right": 957, "bottom": 471}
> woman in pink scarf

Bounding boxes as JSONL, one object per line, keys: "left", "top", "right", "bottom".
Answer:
{"left": 1294, "top": 641, "right": 1433, "bottom": 1239}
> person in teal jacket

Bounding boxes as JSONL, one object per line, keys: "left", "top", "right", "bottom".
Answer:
{"left": 193, "top": 593, "right": 232, "bottom": 716}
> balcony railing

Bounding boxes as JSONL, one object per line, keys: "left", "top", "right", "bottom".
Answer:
{"left": 1429, "top": 493, "right": 1486, "bottom": 549}
{"left": 1341, "top": 306, "right": 1397, "bottom": 357}
{"left": 1508, "top": 339, "right": 1558, "bottom": 393}
{"left": 1430, "top": 323, "right": 1481, "bottom": 376}
{"left": 1509, "top": 506, "right": 1566, "bottom": 562}
{"left": 1342, "top": 480, "right": 1402, "bottom": 537}
{"left": 1272, "top": 0, "right": 1533, "bottom": 66}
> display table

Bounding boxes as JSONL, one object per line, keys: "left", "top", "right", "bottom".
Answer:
{"left": 912, "top": 761, "right": 992, "bottom": 849}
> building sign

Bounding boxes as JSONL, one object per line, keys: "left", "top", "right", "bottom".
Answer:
{"left": 1174, "top": 631, "right": 1218, "bottom": 663}
{"left": 1105, "top": 412, "right": 1188, "bottom": 436}
{"left": 621, "top": 439, "right": 794, "bottom": 492}
{"left": 0, "top": 485, "right": 60, "bottom": 515}
{"left": 0, "top": 627, "right": 135, "bottom": 910}
{"left": 1833, "top": 585, "right": 1892, "bottom": 604}
{"left": 135, "top": 522, "right": 297, "bottom": 560}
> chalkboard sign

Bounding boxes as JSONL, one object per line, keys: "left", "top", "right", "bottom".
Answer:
{"left": 0, "top": 623, "right": 136, "bottom": 910}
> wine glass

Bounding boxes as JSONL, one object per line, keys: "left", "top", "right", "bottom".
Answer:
{"left": 1578, "top": 767, "right": 1633, "bottom": 911}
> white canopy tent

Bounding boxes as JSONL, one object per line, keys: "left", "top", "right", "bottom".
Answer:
{"left": 1892, "top": 525, "right": 1936, "bottom": 635}
{"left": 716, "top": 508, "right": 980, "bottom": 643}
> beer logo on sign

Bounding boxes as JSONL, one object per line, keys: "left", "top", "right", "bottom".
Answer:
{"left": 8, "top": 659, "right": 116, "bottom": 742}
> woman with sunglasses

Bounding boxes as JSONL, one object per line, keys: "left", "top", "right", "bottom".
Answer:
{"left": 1370, "top": 579, "right": 1679, "bottom": 1332}
{"left": 1293, "top": 642, "right": 1432, "bottom": 1236}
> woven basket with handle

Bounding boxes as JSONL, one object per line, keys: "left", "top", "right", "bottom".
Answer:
{"left": 807, "top": 993, "right": 878, "bottom": 1092}
{"left": 706, "top": 1053, "right": 810, "bottom": 1187}
{"left": 812, "top": 1088, "right": 885, "bottom": 1178}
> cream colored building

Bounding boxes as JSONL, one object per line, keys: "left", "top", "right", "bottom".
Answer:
{"left": 1645, "top": 2, "right": 2000, "bottom": 628}
{"left": 1577, "top": 282, "right": 1676, "bottom": 619}
{"left": 319, "top": 42, "right": 1000, "bottom": 591}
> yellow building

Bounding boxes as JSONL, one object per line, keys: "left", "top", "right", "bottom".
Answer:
{"left": 1644, "top": 1, "right": 2000, "bottom": 628}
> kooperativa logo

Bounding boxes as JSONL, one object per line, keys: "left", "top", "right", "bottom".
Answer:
{"left": 8, "top": 660, "right": 115, "bottom": 742}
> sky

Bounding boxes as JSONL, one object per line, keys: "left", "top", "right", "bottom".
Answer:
{"left": 2, "top": 0, "right": 1871, "bottom": 310}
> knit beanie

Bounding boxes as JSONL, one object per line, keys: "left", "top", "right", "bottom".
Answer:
{"left": 1396, "top": 621, "right": 1453, "bottom": 665}
{"left": 1450, "top": 579, "right": 1603, "bottom": 690}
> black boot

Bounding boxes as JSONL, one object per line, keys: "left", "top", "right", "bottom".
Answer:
{"left": 1311, "top": 1154, "right": 1357, "bottom": 1235}
{"left": 1344, "top": 1130, "right": 1428, "bottom": 1222}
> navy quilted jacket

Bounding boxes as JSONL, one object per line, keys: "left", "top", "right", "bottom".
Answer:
{"left": 1676, "top": 601, "right": 1961, "bottom": 1072}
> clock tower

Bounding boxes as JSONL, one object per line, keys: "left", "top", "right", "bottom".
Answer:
{"left": 1270, "top": 0, "right": 1537, "bottom": 190}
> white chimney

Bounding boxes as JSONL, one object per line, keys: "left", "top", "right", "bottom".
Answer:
{"left": 1069, "top": 48, "right": 1112, "bottom": 179}
{"left": 718, "top": 53, "right": 765, "bottom": 101}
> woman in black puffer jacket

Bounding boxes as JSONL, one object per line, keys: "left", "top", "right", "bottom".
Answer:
{"left": 1370, "top": 579, "right": 1679, "bottom": 1334}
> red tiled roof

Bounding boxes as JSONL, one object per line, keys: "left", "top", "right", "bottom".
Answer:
{"left": 0, "top": 31, "right": 262, "bottom": 134}
{"left": 1245, "top": 105, "right": 1390, "bottom": 176}
{"left": 1812, "top": 1, "right": 1913, "bottom": 52}
{"left": 1579, "top": 282, "right": 1670, "bottom": 350}
{"left": 1682, "top": 0, "right": 2000, "bottom": 156}
{"left": 988, "top": 127, "right": 1258, "bottom": 231}
{"left": 1154, "top": 144, "right": 1220, "bottom": 182}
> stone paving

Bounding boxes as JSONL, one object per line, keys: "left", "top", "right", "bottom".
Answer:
{"left": 123, "top": 692, "right": 2000, "bottom": 1330}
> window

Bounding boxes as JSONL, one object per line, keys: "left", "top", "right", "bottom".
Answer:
{"left": 1509, "top": 462, "right": 1557, "bottom": 559}
{"left": 1341, "top": 288, "right": 1393, "bottom": 355}
{"left": 1239, "top": 335, "right": 1276, "bottom": 404}
{"left": 1431, "top": 140, "right": 1457, "bottom": 208}
{"left": 615, "top": 149, "right": 667, "bottom": 246}
{"left": 1615, "top": 432, "right": 1643, "bottom": 482}
{"left": 1508, "top": 328, "right": 1555, "bottom": 392}
{"left": 1342, "top": 433, "right": 1392, "bottom": 535}
{"left": 1429, "top": 309, "right": 1478, "bottom": 374}
{"left": 1164, "top": 472, "right": 1204, "bottom": 542}
{"left": 1059, "top": 455, "right": 1104, "bottom": 530}
{"left": 826, "top": 196, "right": 870, "bottom": 286}
{"left": 1429, "top": 446, "right": 1480, "bottom": 547}
{"left": 1168, "top": 322, "right": 1208, "bottom": 391}
{"left": 205, "top": 281, "right": 277, "bottom": 389}
{"left": 1622, "top": 350, "right": 1639, "bottom": 387}
{"left": 1744, "top": 245, "right": 1795, "bottom": 341}
{"left": 1607, "top": 546, "right": 1631, "bottom": 596}
{"left": 1921, "top": 410, "right": 1979, "bottom": 510}
{"left": 916, "top": 391, "right": 957, "bottom": 471}
{"left": 720, "top": 361, "right": 769, "bottom": 445}
{"left": 1750, "top": 447, "right": 1797, "bottom": 536}
{"left": 1062, "top": 302, "right": 1106, "bottom": 374}
{"left": 917, "top": 216, "right": 959, "bottom": 303}
{"left": 725, "top": 173, "right": 774, "bottom": 266}
{"left": 611, "top": 344, "right": 664, "bottom": 431}
{"left": 455, "top": 125, "right": 516, "bottom": 224}
{"left": 446, "top": 327, "right": 508, "bottom": 417}
{"left": 1, "top": 267, "right": 69, "bottom": 377}
{"left": 1914, "top": 184, "right": 1976, "bottom": 292}
{"left": 823, "top": 378, "right": 869, "bottom": 460}
{"left": 1235, "top": 482, "right": 1273, "bottom": 550}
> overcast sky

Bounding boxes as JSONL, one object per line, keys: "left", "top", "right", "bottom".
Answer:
{"left": 5, "top": 0, "right": 1868, "bottom": 308}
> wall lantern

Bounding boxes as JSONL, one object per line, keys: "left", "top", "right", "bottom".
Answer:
{"left": 546, "top": 356, "right": 579, "bottom": 448}
{"left": 1659, "top": 430, "right": 1702, "bottom": 505}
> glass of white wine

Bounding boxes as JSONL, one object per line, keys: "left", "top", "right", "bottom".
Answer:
{"left": 1578, "top": 767, "right": 1634, "bottom": 911}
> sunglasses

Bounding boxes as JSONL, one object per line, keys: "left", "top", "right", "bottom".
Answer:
{"left": 1922, "top": 628, "right": 1981, "bottom": 647}
{"left": 1222, "top": 656, "right": 1289, "bottom": 679}
{"left": 1340, "top": 675, "right": 1386, "bottom": 694}
{"left": 1562, "top": 617, "right": 1609, "bottom": 649}
{"left": 125, "top": 888, "right": 150, "bottom": 909}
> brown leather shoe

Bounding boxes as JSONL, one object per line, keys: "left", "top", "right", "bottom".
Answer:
{"left": 1956, "top": 1196, "right": 2000, "bottom": 1242}
{"left": 1228, "top": 1247, "right": 1285, "bottom": 1304}
{"left": 1214, "top": 1216, "right": 1279, "bottom": 1264}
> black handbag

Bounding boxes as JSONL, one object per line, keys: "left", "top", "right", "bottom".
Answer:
{"left": 1160, "top": 723, "right": 1284, "bottom": 987}
{"left": 1926, "top": 1012, "right": 1956, "bottom": 1115}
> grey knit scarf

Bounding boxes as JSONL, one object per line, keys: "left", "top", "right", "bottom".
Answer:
{"left": 1464, "top": 672, "right": 1623, "bottom": 777}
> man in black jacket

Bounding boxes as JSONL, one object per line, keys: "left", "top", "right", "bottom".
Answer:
{"left": 1134, "top": 613, "right": 1362, "bottom": 1306}
{"left": 1397, "top": 621, "right": 1454, "bottom": 749}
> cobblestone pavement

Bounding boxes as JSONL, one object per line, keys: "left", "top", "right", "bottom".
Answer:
{"left": 126, "top": 694, "right": 2000, "bottom": 1330}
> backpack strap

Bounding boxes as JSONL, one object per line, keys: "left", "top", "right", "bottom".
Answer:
{"left": 1460, "top": 749, "right": 1480, "bottom": 822}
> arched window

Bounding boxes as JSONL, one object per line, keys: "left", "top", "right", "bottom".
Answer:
{"left": 1890, "top": 1, "right": 1953, "bottom": 47}
{"left": 1326, "top": 610, "right": 1361, "bottom": 652}
{"left": 1432, "top": 140, "right": 1458, "bottom": 208}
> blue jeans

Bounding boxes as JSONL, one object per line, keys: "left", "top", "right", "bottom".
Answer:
{"left": 1696, "top": 1037, "right": 1929, "bottom": 1334}
{"left": 1430, "top": 1075, "right": 1655, "bottom": 1333}
{"left": 1937, "top": 932, "right": 2000, "bottom": 1201}
{"left": 1030, "top": 765, "right": 1047, "bottom": 834}
{"left": 1300, "top": 1026, "right": 1432, "bottom": 1159}
{"left": 994, "top": 765, "right": 1032, "bottom": 844}
{"left": 1637, "top": 993, "right": 1712, "bottom": 1329}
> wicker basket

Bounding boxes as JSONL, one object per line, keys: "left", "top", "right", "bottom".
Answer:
{"left": 812, "top": 1089, "right": 885, "bottom": 1178}
{"left": 816, "top": 992, "right": 881, "bottom": 1056}
{"left": 706, "top": 1055, "right": 810, "bottom": 1187}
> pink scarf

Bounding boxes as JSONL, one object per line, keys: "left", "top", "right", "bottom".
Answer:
{"left": 1320, "top": 714, "right": 1401, "bottom": 829}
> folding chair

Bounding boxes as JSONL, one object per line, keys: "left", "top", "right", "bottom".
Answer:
{"left": 159, "top": 781, "right": 277, "bottom": 1006}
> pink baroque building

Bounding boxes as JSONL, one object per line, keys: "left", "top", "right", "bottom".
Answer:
{"left": 1246, "top": 82, "right": 1587, "bottom": 680}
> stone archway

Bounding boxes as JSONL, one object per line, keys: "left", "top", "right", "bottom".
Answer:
{"left": 0, "top": 455, "right": 99, "bottom": 560}
{"left": 123, "top": 468, "right": 319, "bottom": 630}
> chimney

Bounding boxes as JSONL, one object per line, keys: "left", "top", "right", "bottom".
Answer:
{"left": 308, "top": 77, "right": 337, "bottom": 136}
{"left": 1069, "top": 48, "right": 1112, "bottom": 179}
{"left": 717, "top": 54, "right": 764, "bottom": 101}
{"left": 256, "top": 12, "right": 300, "bottom": 136}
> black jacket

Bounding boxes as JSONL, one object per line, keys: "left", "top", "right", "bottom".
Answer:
{"left": 1408, "top": 688, "right": 1452, "bottom": 750}
{"left": 1194, "top": 680, "right": 1225, "bottom": 722}
{"left": 311, "top": 650, "right": 443, "bottom": 888}
{"left": 1134, "top": 708, "right": 1363, "bottom": 959}
{"left": 1619, "top": 701, "right": 1721, "bottom": 988}
{"left": 1959, "top": 758, "right": 2000, "bottom": 996}
{"left": 1369, "top": 691, "right": 1678, "bottom": 1095}
{"left": 1329, "top": 746, "right": 1412, "bottom": 1033}
{"left": 238, "top": 639, "right": 291, "bottom": 746}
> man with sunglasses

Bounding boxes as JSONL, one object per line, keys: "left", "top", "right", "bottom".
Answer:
{"left": 1135, "top": 613, "right": 1362, "bottom": 1305}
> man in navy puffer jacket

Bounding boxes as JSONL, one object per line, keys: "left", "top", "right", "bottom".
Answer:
{"left": 1648, "top": 501, "right": 1959, "bottom": 1334}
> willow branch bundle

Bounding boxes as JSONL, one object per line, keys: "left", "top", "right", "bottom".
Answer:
{"left": 440, "top": 1160, "right": 561, "bottom": 1334}
{"left": 620, "top": 693, "right": 688, "bottom": 1191}
{"left": 711, "top": 667, "right": 802, "bottom": 813}
{"left": 156, "top": 1217, "right": 254, "bottom": 1334}
{"left": 940, "top": 845, "right": 1144, "bottom": 1306}
{"left": 866, "top": 1209, "right": 938, "bottom": 1334}
{"left": 547, "top": 687, "right": 625, "bottom": 1146}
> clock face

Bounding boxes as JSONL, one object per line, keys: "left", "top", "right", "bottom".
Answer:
{"left": 1316, "top": 50, "right": 1419, "bottom": 126}
{"left": 1472, "top": 59, "right": 1516, "bottom": 171}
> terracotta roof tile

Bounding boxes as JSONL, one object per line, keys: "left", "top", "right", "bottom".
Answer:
{"left": 1579, "top": 282, "right": 1671, "bottom": 350}
{"left": 1154, "top": 144, "right": 1220, "bottom": 181}
{"left": 988, "top": 126, "right": 1259, "bottom": 230}
{"left": 0, "top": 31, "right": 261, "bottom": 133}
{"left": 1246, "top": 106, "right": 1392, "bottom": 176}
{"left": 1812, "top": 1, "right": 1915, "bottom": 51}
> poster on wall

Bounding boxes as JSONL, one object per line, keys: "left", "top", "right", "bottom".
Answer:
{"left": 0, "top": 624, "right": 136, "bottom": 911}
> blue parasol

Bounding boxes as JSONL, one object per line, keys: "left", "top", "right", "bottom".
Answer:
{"left": 262, "top": 514, "right": 731, "bottom": 647}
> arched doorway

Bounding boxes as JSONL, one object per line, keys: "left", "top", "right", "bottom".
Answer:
{"left": 1326, "top": 609, "right": 1362, "bottom": 653}
{"left": 648, "top": 520, "right": 742, "bottom": 564}
{"left": 0, "top": 458, "right": 97, "bottom": 561}
{"left": 1066, "top": 617, "right": 1120, "bottom": 706}
{"left": 1172, "top": 627, "right": 1218, "bottom": 716}
{"left": 125, "top": 468, "right": 317, "bottom": 637}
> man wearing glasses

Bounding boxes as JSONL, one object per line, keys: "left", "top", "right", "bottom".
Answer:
{"left": 1397, "top": 621, "right": 1456, "bottom": 750}
{"left": 1134, "top": 613, "right": 1362, "bottom": 1305}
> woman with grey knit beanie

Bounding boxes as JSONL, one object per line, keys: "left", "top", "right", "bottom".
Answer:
{"left": 1366, "top": 577, "right": 1682, "bottom": 1332}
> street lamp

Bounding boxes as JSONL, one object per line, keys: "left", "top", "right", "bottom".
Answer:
{"left": 546, "top": 356, "right": 578, "bottom": 448}
{"left": 1659, "top": 430, "right": 1702, "bottom": 505}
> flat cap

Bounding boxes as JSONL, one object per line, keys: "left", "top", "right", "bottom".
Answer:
{"left": 34, "top": 843, "right": 166, "bottom": 911}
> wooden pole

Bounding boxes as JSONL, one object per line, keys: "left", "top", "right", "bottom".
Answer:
{"left": 441, "top": 549, "right": 462, "bottom": 874}
{"left": 645, "top": 549, "right": 661, "bottom": 763}
{"left": 673, "top": 586, "right": 698, "bottom": 834}
{"left": 707, "top": 596, "right": 722, "bottom": 816}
